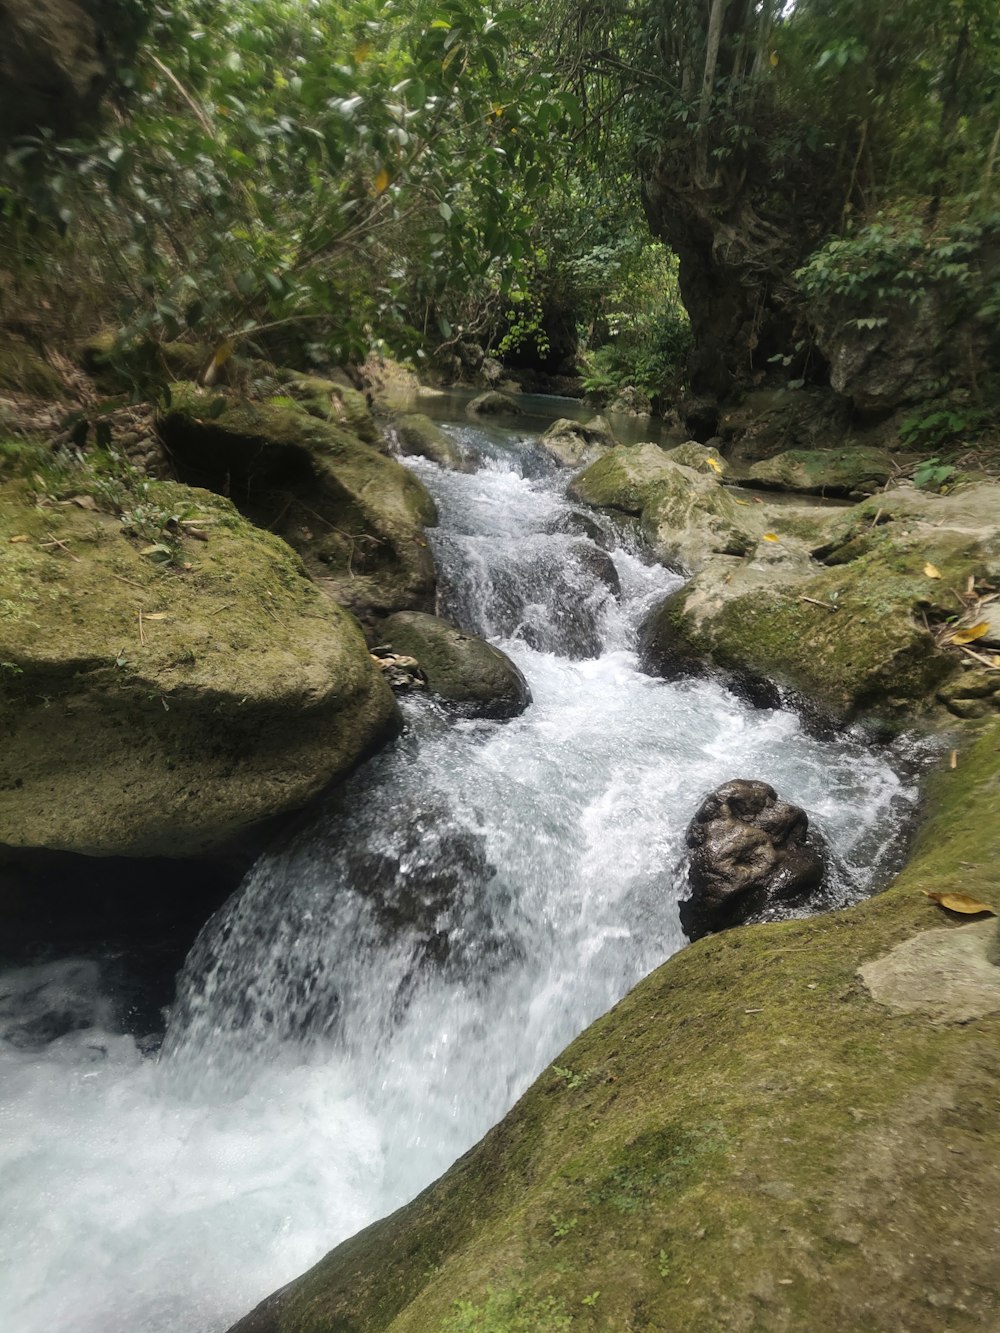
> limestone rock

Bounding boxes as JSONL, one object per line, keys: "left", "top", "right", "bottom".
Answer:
{"left": 746, "top": 447, "right": 895, "bottom": 497}
{"left": 680, "top": 780, "right": 824, "bottom": 939}
{"left": 0, "top": 478, "right": 398, "bottom": 859}
{"left": 538, "top": 416, "right": 617, "bottom": 468}
{"left": 158, "top": 384, "right": 438, "bottom": 619}
{"left": 387, "top": 413, "right": 471, "bottom": 471}
{"left": 568, "top": 443, "right": 678, "bottom": 514}
{"left": 380, "top": 612, "right": 530, "bottom": 719}
{"left": 467, "top": 391, "right": 521, "bottom": 418}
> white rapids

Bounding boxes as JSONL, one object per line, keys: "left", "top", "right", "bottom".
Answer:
{"left": 0, "top": 412, "right": 924, "bottom": 1333}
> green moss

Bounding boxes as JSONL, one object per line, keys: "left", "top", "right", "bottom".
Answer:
{"left": 746, "top": 447, "right": 895, "bottom": 496}
{"left": 569, "top": 444, "right": 677, "bottom": 514}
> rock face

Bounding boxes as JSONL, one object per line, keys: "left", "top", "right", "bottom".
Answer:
{"left": 0, "top": 0, "right": 144, "bottom": 144}
{"left": 680, "top": 780, "right": 824, "bottom": 940}
{"left": 380, "top": 612, "right": 530, "bottom": 718}
{"left": 387, "top": 413, "right": 471, "bottom": 471}
{"left": 0, "top": 477, "right": 399, "bottom": 859}
{"left": 226, "top": 725, "right": 1000, "bottom": 1333}
{"left": 158, "top": 385, "right": 438, "bottom": 620}
{"left": 538, "top": 417, "right": 617, "bottom": 468}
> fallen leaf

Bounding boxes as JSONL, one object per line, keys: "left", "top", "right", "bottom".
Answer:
{"left": 140, "top": 543, "right": 171, "bottom": 558}
{"left": 142, "top": 612, "right": 170, "bottom": 621}
{"left": 762, "top": 532, "right": 780, "bottom": 542}
{"left": 923, "top": 562, "right": 942, "bottom": 579}
{"left": 69, "top": 494, "right": 98, "bottom": 511}
{"left": 374, "top": 167, "right": 391, "bottom": 194}
{"left": 734, "top": 498, "right": 750, "bottom": 506}
{"left": 8, "top": 534, "right": 29, "bottom": 543}
{"left": 950, "top": 621, "right": 990, "bottom": 644}
{"left": 949, "top": 749, "right": 958, "bottom": 769}
{"left": 923, "top": 891, "right": 997, "bottom": 916}
{"left": 705, "top": 456, "right": 722, "bottom": 473}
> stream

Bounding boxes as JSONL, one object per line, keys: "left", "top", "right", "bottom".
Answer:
{"left": 0, "top": 409, "right": 924, "bottom": 1333}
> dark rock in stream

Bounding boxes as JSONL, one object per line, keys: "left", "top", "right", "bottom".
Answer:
{"left": 679, "top": 780, "right": 825, "bottom": 940}
{"left": 380, "top": 611, "right": 531, "bottom": 718}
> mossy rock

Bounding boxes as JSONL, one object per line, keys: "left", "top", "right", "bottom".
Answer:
{"left": 642, "top": 484, "right": 1000, "bottom": 722}
{"left": 0, "top": 334, "right": 65, "bottom": 398}
{"left": 380, "top": 612, "right": 530, "bottom": 718}
{"left": 228, "top": 725, "right": 1000, "bottom": 1333}
{"left": 661, "top": 440, "right": 729, "bottom": 476}
{"left": 388, "top": 414, "right": 472, "bottom": 471}
{"left": 158, "top": 384, "right": 438, "bottom": 619}
{"left": 745, "top": 447, "right": 897, "bottom": 496}
{"left": 273, "top": 371, "right": 380, "bottom": 446}
{"left": 538, "top": 417, "right": 616, "bottom": 469}
{"left": 568, "top": 443, "right": 678, "bottom": 514}
{"left": 0, "top": 475, "right": 398, "bottom": 859}
{"left": 467, "top": 391, "right": 522, "bottom": 418}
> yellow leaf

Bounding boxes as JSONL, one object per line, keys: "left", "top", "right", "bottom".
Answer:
{"left": 769, "top": 51, "right": 779, "bottom": 67}
{"left": 923, "top": 562, "right": 942, "bottom": 579}
{"left": 923, "top": 891, "right": 997, "bottom": 916}
{"left": 354, "top": 41, "right": 371, "bottom": 63}
{"left": 705, "top": 456, "right": 722, "bottom": 473}
{"left": 950, "top": 621, "right": 990, "bottom": 645}
{"left": 374, "top": 168, "right": 391, "bottom": 194}
{"left": 762, "top": 532, "right": 780, "bottom": 542}
{"left": 734, "top": 498, "right": 750, "bottom": 506}
{"left": 9, "top": 534, "right": 29, "bottom": 543}
{"left": 211, "top": 339, "right": 235, "bottom": 370}
{"left": 143, "top": 612, "right": 170, "bottom": 621}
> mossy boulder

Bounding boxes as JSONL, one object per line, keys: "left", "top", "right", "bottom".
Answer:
{"left": 158, "top": 384, "right": 438, "bottom": 619}
{"left": 745, "top": 446, "right": 897, "bottom": 496}
{"left": 229, "top": 724, "right": 1000, "bottom": 1333}
{"left": 642, "top": 484, "right": 1000, "bottom": 723}
{"left": 0, "top": 475, "right": 398, "bottom": 859}
{"left": 388, "top": 414, "right": 471, "bottom": 472}
{"left": 271, "top": 370, "right": 380, "bottom": 446}
{"left": 380, "top": 612, "right": 530, "bottom": 718}
{"left": 568, "top": 442, "right": 678, "bottom": 514}
{"left": 538, "top": 417, "right": 616, "bottom": 469}
{"left": 467, "top": 391, "right": 522, "bottom": 418}
{"left": 661, "top": 440, "right": 729, "bottom": 476}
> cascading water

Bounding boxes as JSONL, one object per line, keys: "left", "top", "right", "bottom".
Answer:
{"left": 0, "top": 410, "right": 924, "bottom": 1333}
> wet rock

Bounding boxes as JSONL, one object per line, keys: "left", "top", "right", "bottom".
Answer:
{"left": 158, "top": 383, "right": 437, "bottom": 618}
{"left": 467, "top": 391, "right": 522, "bottom": 418}
{"left": 544, "top": 508, "right": 614, "bottom": 549}
{"left": 387, "top": 413, "right": 471, "bottom": 471}
{"left": 569, "top": 540, "right": 621, "bottom": 598}
{"left": 680, "top": 780, "right": 824, "bottom": 939}
{"left": 539, "top": 416, "right": 616, "bottom": 468}
{"left": 369, "top": 647, "right": 428, "bottom": 694}
{"left": 380, "top": 611, "right": 530, "bottom": 718}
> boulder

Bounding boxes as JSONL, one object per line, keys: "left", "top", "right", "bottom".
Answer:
{"left": 642, "top": 483, "right": 1000, "bottom": 723}
{"left": 380, "top": 612, "right": 530, "bottom": 719}
{"left": 387, "top": 413, "right": 471, "bottom": 471}
{"left": 661, "top": 441, "right": 729, "bottom": 477}
{"left": 745, "top": 447, "right": 896, "bottom": 497}
{"left": 467, "top": 391, "right": 522, "bottom": 418}
{"left": 157, "top": 384, "right": 438, "bottom": 619}
{"left": 0, "top": 474, "right": 398, "bottom": 860}
{"left": 568, "top": 442, "right": 679, "bottom": 514}
{"left": 272, "top": 372, "right": 380, "bottom": 446}
{"left": 538, "top": 416, "right": 617, "bottom": 468}
{"left": 680, "top": 780, "right": 824, "bottom": 940}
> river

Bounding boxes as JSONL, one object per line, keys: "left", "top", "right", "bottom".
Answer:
{"left": 0, "top": 407, "right": 922, "bottom": 1332}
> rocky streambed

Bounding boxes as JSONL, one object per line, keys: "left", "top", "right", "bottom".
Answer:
{"left": 1, "top": 382, "right": 998, "bottom": 1332}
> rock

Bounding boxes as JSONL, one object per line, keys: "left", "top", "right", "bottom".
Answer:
{"left": 0, "top": 476, "right": 398, "bottom": 860}
{"left": 387, "top": 413, "right": 471, "bottom": 471}
{"left": 225, "top": 727, "right": 1000, "bottom": 1333}
{"left": 157, "top": 384, "right": 438, "bottom": 619}
{"left": 543, "top": 508, "right": 613, "bottom": 549}
{"left": 0, "top": 333, "right": 65, "bottom": 398}
{"left": 272, "top": 371, "right": 380, "bottom": 446}
{"left": 480, "top": 356, "right": 504, "bottom": 386}
{"left": 467, "top": 391, "right": 522, "bottom": 418}
{"left": 0, "top": 0, "right": 144, "bottom": 144}
{"left": 538, "top": 416, "right": 617, "bottom": 468}
{"left": 976, "top": 601, "right": 1000, "bottom": 648}
{"left": 380, "top": 612, "right": 531, "bottom": 719}
{"left": 608, "top": 386, "right": 652, "bottom": 416}
{"left": 745, "top": 447, "right": 896, "bottom": 497}
{"left": 369, "top": 648, "right": 428, "bottom": 694}
{"left": 936, "top": 669, "right": 1000, "bottom": 720}
{"left": 661, "top": 441, "right": 729, "bottom": 477}
{"left": 642, "top": 483, "right": 1000, "bottom": 723}
{"left": 859, "top": 920, "right": 1000, "bottom": 1024}
{"left": 568, "top": 442, "right": 678, "bottom": 514}
{"left": 679, "top": 780, "right": 825, "bottom": 939}
{"left": 569, "top": 540, "right": 621, "bottom": 598}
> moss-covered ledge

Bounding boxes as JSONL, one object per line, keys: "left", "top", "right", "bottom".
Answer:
{"left": 229, "top": 724, "right": 1000, "bottom": 1333}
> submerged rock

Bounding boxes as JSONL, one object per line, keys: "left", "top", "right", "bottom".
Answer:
{"left": 679, "top": 780, "right": 824, "bottom": 939}
{"left": 387, "top": 413, "right": 471, "bottom": 471}
{"left": 0, "top": 477, "right": 398, "bottom": 859}
{"left": 381, "top": 611, "right": 530, "bottom": 718}
{"left": 158, "top": 384, "right": 438, "bottom": 619}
